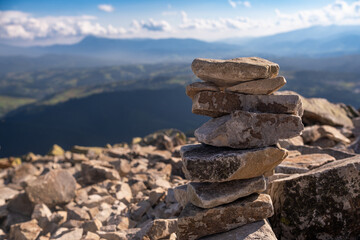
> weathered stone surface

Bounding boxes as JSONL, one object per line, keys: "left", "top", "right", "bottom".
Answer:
{"left": 226, "top": 76, "right": 286, "bottom": 95}
{"left": 353, "top": 117, "right": 360, "bottom": 137}
{"left": 26, "top": 170, "right": 76, "bottom": 207}
{"left": 187, "top": 176, "right": 266, "bottom": 208}
{"left": 269, "top": 155, "right": 360, "bottom": 239}
{"left": 47, "top": 144, "right": 65, "bottom": 156}
{"left": 276, "top": 91, "right": 353, "bottom": 127}
{"left": 288, "top": 145, "right": 356, "bottom": 160}
{"left": 31, "top": 203, "right": 52, "bottom": 228}
{"left": 195, "top": 111, "right": 303, "bottom": 149}
{"left": 181, "top": 144, "right": 287, "bottom": 182}
{"left": 9, "top": 219, "right": 42, "bottom": 240}
{"left": 0, "top": 187, "right": 19, "bottom": 201}
{"left": 192, "top": 91, "right": 303, "bottom": 118}
{"left": 276, "top": 154, "right": 335, "bottom": 174}
{"left": 51, "top": 227, "right": 83, "bottom": 240}
{"left": 177, "top": 193, "right": 274, "bottom": 240}
{"left": 191, "top": 57, "right": 279, "bottom": 87}
{"left": 186, "top": 82, "right": 220, "bottom": 99}
{"left": 134, "top": 219, "right": 178, "bottom": 240}
{"left": 302, "top": 125, "right": 350, "bottom": 144}
{"left": 200, "top": 219, "right": 277, "bottom": 240}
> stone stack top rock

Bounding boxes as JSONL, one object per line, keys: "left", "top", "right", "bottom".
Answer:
{"left": 191, "top": 57, "right": 280, "bottom": 87}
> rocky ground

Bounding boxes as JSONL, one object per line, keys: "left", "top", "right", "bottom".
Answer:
{"left": 0, "top": 93, "right": 359, "bottom": 240}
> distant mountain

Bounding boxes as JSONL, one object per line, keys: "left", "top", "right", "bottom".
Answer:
{"left": 0, "top": 25, "right": 358, "bottom": 65}
{"left": 0, "top": 87, "right": 208, "bottom": 157}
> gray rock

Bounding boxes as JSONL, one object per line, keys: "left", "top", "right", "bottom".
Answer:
{"left": 191, "top": 57, "right": 279, "bottom": 87}
{"left": 269, "top": 155, "right": 360, "bottom": 239}
{"left": 226, "top": 76, "right": 286, "bottom": 95}
{"left": 0, "top": 187, "right": 19, "bottom": 201}
{"left": 200, "top": 220, "right": 277, "bottom": 240}
{"left": 276, "top": 91, "right": 353, "bottom": 127}
{"left": 192, "top": 91, "right": 303, "bottom": 118}
{"left": 181, "top": 144, "right": 287, "bottom": 182}
{"left": 177, "top": 194, "right": 274, "bottom": 240}
{"left": 195, "top": 111, "right": 303, "bottom": 149}
{"left": 349, "top": 137, "right": 360, "bottom": 154}
{"left": 353, "top": 117, "right": 360, "bottom": 137}
{"left": 187, "top": 176, "right": 266, "bottom": 208}
{"left": 26, "top": 170, "right": 76, "bottom": 207}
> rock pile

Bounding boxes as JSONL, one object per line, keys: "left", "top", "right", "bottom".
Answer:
{"left": 176, "top": 57, "right": 304, "bottom": 239}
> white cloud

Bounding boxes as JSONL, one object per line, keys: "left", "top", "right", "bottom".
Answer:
{"left": 229, "top": 0, "right": 251, "bottom": 8}
{"left": 98, "top": 4, "right": 114, "bottom": 13}
{"left": 132, "top": 18, "right": 172, "bottom": 32}
{"left": 0, "top": 11, "right": 125, "bottom": 40}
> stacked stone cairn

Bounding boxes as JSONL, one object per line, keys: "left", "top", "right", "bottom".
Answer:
{"left": 176, "top": 57, "right": 304, "bottom": 239}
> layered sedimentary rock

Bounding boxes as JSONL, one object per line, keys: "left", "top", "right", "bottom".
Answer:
{"left": 187, "top": 176, "right": 266, "bottom": 208}
{"left": 191, "top": 57, "right": 279, "bottom": 87}
{"left": 177, "top": 194, "right": 274, "bottom": 240}
{"left": 192, "top": 91, "right": 303, "bottom": 118}
{"left": 181, "top": 144, "right": 287, "bottom": 182}
{"left": 186, "top": 82, "right": 220, "bottom": 99}
{"left": 195, "top": 110, "right": 304, "bottom": 149}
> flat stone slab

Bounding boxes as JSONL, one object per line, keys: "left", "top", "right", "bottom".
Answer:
{"left": 279, "top": 153, "right": 335, "bottom": 171}
{"left": 200, "top": 220, "right": 277, "bottom": 240}
{"left": 226, "top": 76, "right": 286, "bottom": 95}
{"left": 186, "top": 82, "right": 220, "bottom": 99}
{"left": 180, "top": 144, "right": 287, "bottom": 182}
{"left": 177, "top": 193, "right": 274, "bottom": 240}
{"left": 195, "top": 110, "right": 304, "bottom": 149}
{"left": 187, "top": 176, "right": 266, "bottom": 208}
{"left": 191, "top": 57, "right": 279, "bottom": 87}
{"left": 192, "top": 91, "right": 303, "bottom": 118}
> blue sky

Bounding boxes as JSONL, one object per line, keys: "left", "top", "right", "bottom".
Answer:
{"left": 1, "top": 0, "right": 360, "bottom": 45}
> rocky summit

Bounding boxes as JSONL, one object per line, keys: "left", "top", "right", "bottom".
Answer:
{"left": 0, "top": 56, "right": 359, "bottom": 240}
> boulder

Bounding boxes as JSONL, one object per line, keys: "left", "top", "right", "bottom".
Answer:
{"left": 349, "top": 137, "right": 360, "bottom": 154}
{"left": 278, "top": 136, "right": 304, "bottom": 148}
{"left": 226, "top": 76, "right": 286, "bottom": 95}
{"left": 177, "top": 194, "right": 274, "bottom": 240}
{"left": 51, "top": 227, "right": 83, "bottom": 240}
{"left": 276, "top": 91, "right": 353, "bottom": 127}
{"left": 187, "top": 176, "right": 266, "bottom": 208}
{"left": 25, "top": 170, "right": 77, "bottom": 207}
{"left": 31, "top": 203, "right": 52, "bottom": 228}
{"left": 200, "top": 219, "right": 277, "bottom": 240}
{"left": 195, "top": 111, "right": 303, "bottom": 149}
{"left": 186, "top": 82, "right": 220, "bottom": 99}
{"left": 269, "top": 155, "right": 360, "bottom": 239}
{"left": 302, "top": 125, "right": 350, "bottom": 144}
{"left": 181, "top": 144, "right": 287, "bottom": 182}
{"left": 191, "top": 57, "right": 279, "bottom": 87}
{"left": 192, "top": 91, "right": 303, "bottom": 118}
